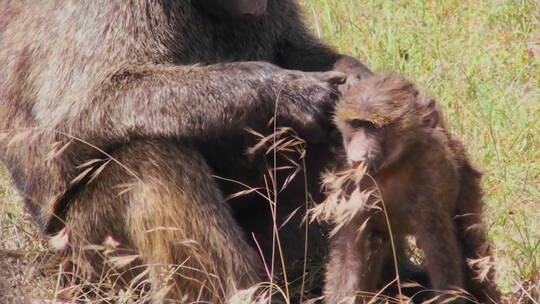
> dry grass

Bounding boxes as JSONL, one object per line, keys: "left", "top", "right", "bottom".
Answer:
{"left": 0, "top": 167, "right": 56, "bottom": 303}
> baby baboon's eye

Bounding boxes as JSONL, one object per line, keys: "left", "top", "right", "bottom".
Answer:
{"left": 348, "top": 119, "right": 380, "bottom": 131}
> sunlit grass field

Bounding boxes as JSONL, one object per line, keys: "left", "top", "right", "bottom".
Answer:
{"left": 1, "top": 0, "right": 538, "bottom": 302}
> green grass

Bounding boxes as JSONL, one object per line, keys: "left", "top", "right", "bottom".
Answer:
{"left": 1, "top": 0, "right": 538, "bottom": 302}
{"left": 301, "top": 0, "right": 539, "bottom": 296}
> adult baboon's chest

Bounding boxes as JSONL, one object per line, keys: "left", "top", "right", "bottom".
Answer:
{"left": 169, "top": 6, "right": 283, "bottom": 64}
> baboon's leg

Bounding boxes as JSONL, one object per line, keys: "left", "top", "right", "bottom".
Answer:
{"left": 62, "top": 151, "right": 145, "bottom": 300}
{"left": 455, "top": 169, "right": 501, "bottom": 304}
{"left": 414, "top": 211, "right": 466, "bottom": 304}
{"left": 324, "top": 219, "right": 387, "bottom": 304}
{"left": 64, "top": 139, "right": 260, "bottom": 302}
{"left": 456, "top": 218, "right": 499, "bottom": 304}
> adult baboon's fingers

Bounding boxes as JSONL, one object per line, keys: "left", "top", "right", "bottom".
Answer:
{"left": 312, "top": 71, "right": 347, "bottom": 87}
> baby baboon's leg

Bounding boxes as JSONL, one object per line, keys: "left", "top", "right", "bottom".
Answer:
{"left": 414, "top": 210, "right": 466, "bottom": 303}
{"left": 455, "top": 168, "right": 501, "bottom": 303}
{"left": 324, "top": 219, "right": 387, "bottom": 304}
{"left": 457, "top": 215, "right": 499, "bottom": 304}
{"left": 65, "top": 140, "right": 261, "bottom": 302}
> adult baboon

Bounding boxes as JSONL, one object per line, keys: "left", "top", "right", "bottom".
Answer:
{"left": 323, "top": 75, "right": 501, "bottom": 304}
{"left": 0, "top": 0, "right": 380, "bottom": 302}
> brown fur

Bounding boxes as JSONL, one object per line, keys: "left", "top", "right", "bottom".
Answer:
{"left": 323, "top": 75, "right": 501, "bottom": 304}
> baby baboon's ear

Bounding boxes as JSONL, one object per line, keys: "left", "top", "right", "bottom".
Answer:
{"left": 423, "top": 98, "right": 440, "bottom": 128}
{"left": 333, "top": 55, "right": 373, "bottom": 80}
{"left": 337, "top": 74, "right": 362, "bottom": 97}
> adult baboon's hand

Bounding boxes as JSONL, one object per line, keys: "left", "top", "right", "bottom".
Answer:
{"left": 265, "top": 69, "right": 346, "bottom": 142}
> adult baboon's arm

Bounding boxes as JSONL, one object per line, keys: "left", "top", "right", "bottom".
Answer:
{"left": 54, "top": 62, "right": 342, "bottom": 146}
{"left": 275, "top": 10, "right": 372, "bottom": 77}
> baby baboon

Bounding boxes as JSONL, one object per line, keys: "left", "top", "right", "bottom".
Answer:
{"left": 322, "top": 75, "right": 501, "bottom": 304}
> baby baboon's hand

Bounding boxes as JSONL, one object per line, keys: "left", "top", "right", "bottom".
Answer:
{"left": 265, "top": 69, "right": 346, "bottom": 142}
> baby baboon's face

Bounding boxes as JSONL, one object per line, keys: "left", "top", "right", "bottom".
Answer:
{"left": 334, "top": 75, "right": 439, "bottom": 173}
{"left": 336, "top": 116, "right": 386, "bottom": 173}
